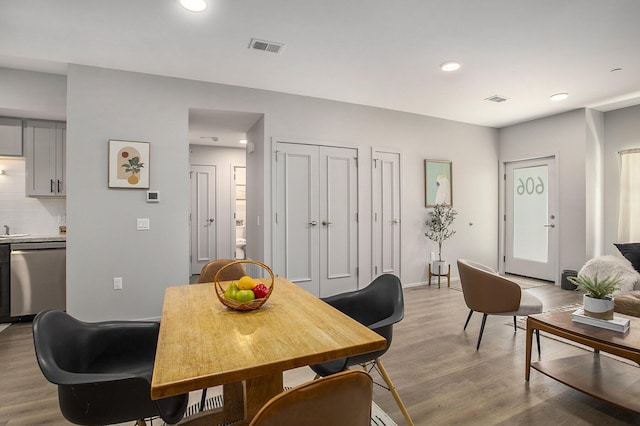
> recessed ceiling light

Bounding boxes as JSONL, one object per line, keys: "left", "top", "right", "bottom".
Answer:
{"left": 179, "top": 0, "right": 207, "bottom": 12}
{"left": 239, "top": 139, "right": 247, "bottom": 145}
{"left": 440, "top": 61, "right": 461, "bottom": 72}
{"left": 550, "top": 93, "right": 569, "bottom": 102}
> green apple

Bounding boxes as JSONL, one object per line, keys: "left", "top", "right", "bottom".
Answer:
{"left": 235, "top": 289, "right": 255, "bottom": 303}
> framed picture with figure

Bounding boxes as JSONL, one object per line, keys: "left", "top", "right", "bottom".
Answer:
{"left": 425, "top": 159, "right": 452, "bottom": 207}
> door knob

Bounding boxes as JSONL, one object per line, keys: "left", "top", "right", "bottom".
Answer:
{"left": 309, "top": 221, "right": 318, "bottom": 227}
{"left": 322, "top": 221, "right": 333, "bottom": 226}
{"left": 544, "top": 223, "right": 555, "bottom": 228}
{"left": 392, "top": 219, "right": 399, "bottom": 224}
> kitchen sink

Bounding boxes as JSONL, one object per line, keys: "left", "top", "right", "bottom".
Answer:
{"left": 0, "top": 234, "right": 30, "bottom": 238}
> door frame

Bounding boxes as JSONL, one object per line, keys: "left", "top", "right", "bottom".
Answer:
{"left": 371, "top": 148, "right": 402, "bottom": 278}
{"left": 499, "top": 154, "right": 560, "bottom": 283}
{"left": 190, "top": 164, "right": 217, "bottom": 275}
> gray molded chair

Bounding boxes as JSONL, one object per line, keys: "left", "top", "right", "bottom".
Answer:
{"left": 309, "top": 274, "right": 414, "bottom": 426}
{"left": 32, "top": 309, "right": 188, "bottom": 425}
{"left": 457, "top": 258, "right": 543, "bottom": 352}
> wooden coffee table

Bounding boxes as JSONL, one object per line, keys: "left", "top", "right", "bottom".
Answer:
{"left": 526, "top": 311, "right": 640, "bottom": 413}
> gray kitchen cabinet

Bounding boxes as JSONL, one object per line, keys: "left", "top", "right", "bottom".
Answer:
{"left": 25, "top": 120, "right": 66, "bottom": 197}
{"left": 0, "top": 117, "right": 23, "bottom": 156}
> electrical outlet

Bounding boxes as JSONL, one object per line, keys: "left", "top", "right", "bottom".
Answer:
{"left": 113, "top": 277, "right": 123, "bottom": 290}
{"left": 430, "top": 251, "right": 436, "bottom": 261}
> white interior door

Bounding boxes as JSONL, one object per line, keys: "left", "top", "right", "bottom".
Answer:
{"left": 190, "top": 165, "right": 216, "bottom": 275}
{"left": 275, "top": 142, "right": 358, "bottom": 297}
{"left": 275, "top": 144, "right": 319, "bottom": 294}
{"left": 319, "top": 146, "right": 358, "bottom": 296}
{"left": 372, "top": 151, "right": 401, "bottom": 277}
{"left": 505, "top": 157, "right": 557, "bottom": 281}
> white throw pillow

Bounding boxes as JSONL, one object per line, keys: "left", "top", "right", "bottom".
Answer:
{"left": 578, "top": 255, "right": 640, "bottom": 295}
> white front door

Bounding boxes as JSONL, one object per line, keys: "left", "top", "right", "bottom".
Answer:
{"left": 372, "top": 150, "right": 401, "bottom": 277}
{"left": 505, "top": 157, "right": 558, "bottom": 281}
{"left": 275, "top": 142, "right": 358, "bottom": 297}
{"left": 190, "top": 165, "right": 216, "bottom": 275}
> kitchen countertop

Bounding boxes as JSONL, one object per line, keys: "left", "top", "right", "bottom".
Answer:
{"left": 0, "top": 234, "right": 66, "bottom": 244}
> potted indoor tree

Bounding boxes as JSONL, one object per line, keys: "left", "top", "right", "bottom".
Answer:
{"left": 425, "top": 204, "right": 457, "bottom": 275}
{"left": 568, "top": 273, "right": 621, "bottom": 320}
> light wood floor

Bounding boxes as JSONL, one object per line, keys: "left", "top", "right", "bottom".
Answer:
{"left": 2, "top": 283, "right": 639, "bottom": 425}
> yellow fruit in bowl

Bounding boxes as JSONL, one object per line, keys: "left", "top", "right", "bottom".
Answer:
{"left": 237, "top": 275, "right": 256, "bottom": 290}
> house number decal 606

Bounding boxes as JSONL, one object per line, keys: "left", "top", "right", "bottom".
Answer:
{"left": 516, "top": 177, "right": 544, "bottom": 195}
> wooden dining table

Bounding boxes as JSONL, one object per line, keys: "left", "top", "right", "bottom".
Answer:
{"left": 151, "top": 277, "right": 387, "bottom": 425}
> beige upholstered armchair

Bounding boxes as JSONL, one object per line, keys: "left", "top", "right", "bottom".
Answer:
{"left": 457, "top": 258, "right": 543, "bottom": 351}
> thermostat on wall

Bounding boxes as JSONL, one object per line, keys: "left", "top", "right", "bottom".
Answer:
{"left": 146, "top": 190, "right": 160, "bottom": 203}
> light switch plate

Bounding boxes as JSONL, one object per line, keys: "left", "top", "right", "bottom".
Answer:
{"left": 137, "top": 218, "right": 150, "bottom": 230}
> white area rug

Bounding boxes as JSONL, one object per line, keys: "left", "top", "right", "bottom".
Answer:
{"left": 182, "top": 394, "right": 397, "bottom": 426}
{"left": 0, "top": 323, "right": 10, "bottom": 334}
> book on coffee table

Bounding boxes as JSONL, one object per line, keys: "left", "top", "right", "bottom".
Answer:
{"left": 571, "top": 309, "right": 630, "bottom": 333}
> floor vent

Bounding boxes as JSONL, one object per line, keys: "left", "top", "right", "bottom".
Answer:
{"left": 249, "top": 38, "right": 285, "bottom": 54}
{"left": 485, "top": 95, "right": 509, "bottom": 103}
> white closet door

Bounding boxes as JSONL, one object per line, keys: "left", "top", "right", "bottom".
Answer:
{"left": 372, "top": 151, "right": 401, "bottom": 277}
{"left": 275, "top": 144, "right": 320, "bottom": 295}
{"left": 275, "top": 142, "right": 358, "bottom": 297}
{"left": 319, "top": 146, "right": 358, "bottom": 297}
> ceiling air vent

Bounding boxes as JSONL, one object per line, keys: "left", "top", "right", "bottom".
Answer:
{"left": 249, "top": 38, "right": 285, "bottom": 54}
{"left": 485, "top": 95, "right": 509, "bottom": 103}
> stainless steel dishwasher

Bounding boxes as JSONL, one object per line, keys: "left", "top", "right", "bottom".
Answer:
{"left": 10, "top": 241, "right": 66, "bottom": 318}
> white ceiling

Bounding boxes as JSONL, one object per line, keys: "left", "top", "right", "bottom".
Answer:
{"left": 1, "top": 0, "right": 639, "bottom": 140}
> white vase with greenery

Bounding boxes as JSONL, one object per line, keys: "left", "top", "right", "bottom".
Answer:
{"left": 425, "top": 204, "right": 457, "bottom": 275}
{"left": 568, "top": 273, "right": 621, "bottom": 320}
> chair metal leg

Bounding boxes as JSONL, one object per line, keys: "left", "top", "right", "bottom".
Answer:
{"left": 513, "top": 316, "right": 517, "bottom": 332}
{"left": 464, "top": 310, "right": 474, "bottom": 330}
{"left": 375, "top": 358, "right": 414, "bottom": 426}
{"left": 536, "top": 329, "right": 541, "bottom": 357}
{"left": 476, "top": 314, "right": 488, "bottom": 350}
{"left": 199, "top": 388, "right": 208, "bottom": 412}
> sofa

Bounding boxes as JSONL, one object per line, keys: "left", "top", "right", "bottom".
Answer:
{"left": 577, "top": 243, "right": 640, "bottom": 317}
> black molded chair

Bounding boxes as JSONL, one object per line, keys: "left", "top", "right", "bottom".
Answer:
{"left": 309, "top": 274, "right": 414, "bottom": 426}
{"left": 33, "top": 309, "right": 188, "bottom": 425}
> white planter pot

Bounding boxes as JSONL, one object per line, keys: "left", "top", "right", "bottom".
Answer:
{"left": 583, "top": 294, "right": 614, "bottom": 320}
{"left": 431, "top": 260, "right": 448, "bottom": 276}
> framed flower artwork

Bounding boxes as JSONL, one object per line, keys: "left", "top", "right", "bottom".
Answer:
{"left": 108, "top": 140, "right": 150, "bottom": 189}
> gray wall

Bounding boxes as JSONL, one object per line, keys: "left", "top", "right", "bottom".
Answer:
{"left": 0, "top": 67, "right": 66, "bottom": 119}
{"left": 498, "top": 109, "right": 589, "bottom": 278}
{"left": 603, "top": 104, "right": 640, "bottom": 251}
{"left": 65, "top": 64, "right": 499, "bottom": 321}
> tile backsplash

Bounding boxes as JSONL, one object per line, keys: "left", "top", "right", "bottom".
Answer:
{"left": 0, "top": 157, "right": 66, "bottom": 235}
